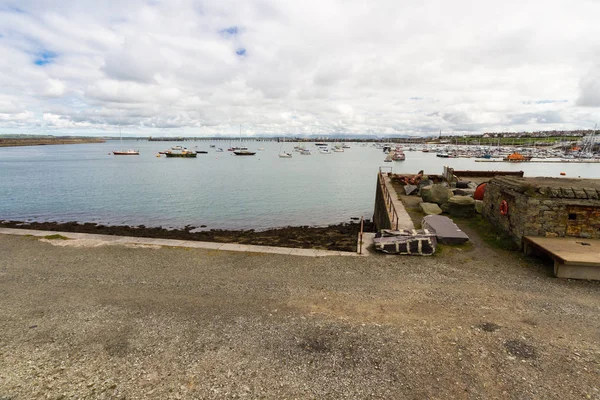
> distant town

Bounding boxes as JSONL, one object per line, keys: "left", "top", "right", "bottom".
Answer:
{"left": 0, "top": 129, "right": 597, "bottom": 147}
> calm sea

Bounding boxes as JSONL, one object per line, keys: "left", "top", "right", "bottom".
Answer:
{"left": 0, "top": 140, "right": 597, "bottom": 230}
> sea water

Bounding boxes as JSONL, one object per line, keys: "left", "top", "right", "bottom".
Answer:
{"left": 0, "top": 140, "right": 597, "bottom": 230}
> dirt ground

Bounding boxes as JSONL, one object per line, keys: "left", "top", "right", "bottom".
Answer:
{"left": 0, "top": 224, "right": 598, "bottom": 399}
{"left": 0, "top": 220, "right": 374, "bottom": 253}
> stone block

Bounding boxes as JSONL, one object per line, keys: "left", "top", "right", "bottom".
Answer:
{"left": 421, "top": 184, "right": 453, "bottom": 205}
{"left": 422, "top": 215, "right": 469, "bottom": 245}
{"left": 560, "top": 188, "right": 575, "bottom": 198}
{"left": 583, "top": 188, "right": 599, "bottom": 200}
{"left": 573, "top": 188, "right": 588, "bottom": 199}
{"left": 475, "top": 200, "right": 483, "bottom": 214}
{"left": 549, "top": 188, "right": 561, "bottom": 198}
{"left": 447, "top": 195, "right": 475, "bottom": 217}
{"left": 420, "top": 202, "right": 443, "bottom": 215}
{"left": 404, "top": 184, "right": 418, "bottom": 195}
{"left": 454, "top": 188, "right": 475, "bottom": 196}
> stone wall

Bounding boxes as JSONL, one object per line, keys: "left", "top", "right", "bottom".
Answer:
{"left": 373, "top": 173, "right": 392, "bottom": 231}
{"left": 482, "top": 176, "right": 600, "bottom": 244}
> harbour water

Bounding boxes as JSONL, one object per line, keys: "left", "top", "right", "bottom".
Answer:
{"left": 1, "top": 140, "right": 598, "bottom": 230}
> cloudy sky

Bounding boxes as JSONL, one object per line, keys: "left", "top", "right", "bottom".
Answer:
{"left": 1, "top": 0, "right": 600, "bottom": 137}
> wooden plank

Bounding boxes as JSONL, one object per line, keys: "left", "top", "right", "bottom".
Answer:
{"left": 523, "top": 236, "right": 600, "bottom": 265}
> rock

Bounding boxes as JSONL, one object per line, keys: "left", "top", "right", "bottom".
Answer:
{"left": 475, "top": 200, "right": 483, "bottom": 214}
{"left": 440, "top": 202, "right": 451, "bottom": 213}
{"left": 448, "top": 195, "right": 475, "bottom": 217}
{"left": 404, "top": 184, "right": 418, "bottom": 195}
{"left": 418, "top": 179, "right": 433, "bottom": 189}
{"left": 420, "top": 202, "right": 443, "bottom": 215}
{"left": 454, "top": 188, "right": 475, "bottom": 197}
{"left": 422, "top": 215, "right": 469, "bottom": 245}
{"left": 421, "top": 184, "right": 453, "bottom": 205}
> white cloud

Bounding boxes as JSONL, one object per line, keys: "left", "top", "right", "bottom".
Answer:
{"left": 1, "top": 0, "right": 600, "bottom": 136}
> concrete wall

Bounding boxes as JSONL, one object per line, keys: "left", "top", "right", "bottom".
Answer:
{"left": 373, "top": 173, "right": 392, "bottom": 231}
{"left": 483, "top": 177, "right": 600, "bottom": 244}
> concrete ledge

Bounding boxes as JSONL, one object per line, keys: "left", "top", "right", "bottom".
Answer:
{"left": 0, "top": 228, "right": 359, "bottom": 258}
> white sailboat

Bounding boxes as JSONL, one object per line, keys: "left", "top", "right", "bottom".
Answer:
{"left": 279, "top": 136, "right": 292, "bottom": 158}
{"left": 233, "top": 125, "right": 256, "bottom": 156}
{"left": 113, "top": 124, "right": 139, "bottom": 155}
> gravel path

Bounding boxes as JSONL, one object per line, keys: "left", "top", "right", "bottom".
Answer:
{"left": 0, "top": 233, "right": 598, "bottom": 399}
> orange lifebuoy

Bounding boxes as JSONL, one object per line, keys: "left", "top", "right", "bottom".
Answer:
{"left": 500, "top": 200, "right": 509, "bottom": 215}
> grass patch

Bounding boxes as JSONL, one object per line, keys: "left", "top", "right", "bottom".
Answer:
{"left": 43, "top": 234, "right": 70, "bottom": 240}
{"left": 456, "top": 215, "right": 518, "bottom": 251}
{"left": 435, "top": 241, "right": 474, "bottom": 257}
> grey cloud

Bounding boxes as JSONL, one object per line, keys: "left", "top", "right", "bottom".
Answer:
{"left": 508, "top": 111, "right": 564, "bottom": 125}
{"left": 1, "top": 0, "right": 600, "bottom": 136}
{"left": 577, "top": 67, "right": 600, "bottom": 107}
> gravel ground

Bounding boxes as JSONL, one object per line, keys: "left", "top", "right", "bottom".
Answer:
{"left": 0, "top": 232, "right": 598, "bottom": 399}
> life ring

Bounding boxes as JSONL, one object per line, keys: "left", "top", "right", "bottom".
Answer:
{"left": 500, "top": 200, "right": 509, "bottom": 215}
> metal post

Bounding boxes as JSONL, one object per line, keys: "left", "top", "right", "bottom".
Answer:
{"left": 358, "top": 216, "right": 364, "bottom": 254}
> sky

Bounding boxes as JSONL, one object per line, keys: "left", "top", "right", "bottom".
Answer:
{"left": 1, "top": 0, "right": 600, "bottom": 137}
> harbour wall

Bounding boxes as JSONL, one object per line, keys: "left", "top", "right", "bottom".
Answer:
{"left": 373, "top": 172, "right": 392, "bottom": 230}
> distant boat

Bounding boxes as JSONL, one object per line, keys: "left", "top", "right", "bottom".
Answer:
{"left": 319, "top": 147, "right": 332, "bottom": 154}
{"left": 234, "top": 126, "right": 256, "bottom": 156}
{"left": 113, "top": 125, "right": 139, "bottom": 155}
{"left": 165, "top": 149, "right": 197, "bottom": 158}
{"left": 300, "top": 149, "right": 311, "bottom": 155}
{"left": 195, "top": 150, "right": 208, "bottom": 154}
{"left": 279, "top": 137, "right": 292, "bottom": 158}
{"left": 209, "top": 144, "right": 216, "bottom": 148}
{"left": 113, "top": 149, "right": 139, "bottom": 155}
{"left": 392, "top": 151, "right": 405, "bottom": 161}
{"left": 234, "top": 149, "right": 256, "bottom": 156}
{"left": 216, "top": 148, "right": 224, "bottom": 152}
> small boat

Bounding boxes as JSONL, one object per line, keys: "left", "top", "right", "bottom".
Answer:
{"left": 113, "top": 126, "right": 139, "bottom": 155}
{"left": 257, "top": 147, "right": 265, "bottom": 151}
{"left": 319, "top": 148, "right": 331, "bottom": 154}
{"left": 195, "top": 150, "right": 208, "bottom": 154}
{"left": 504, "top": 152, "right": 532, "bottom": 162}
{"left": 216, "top": 148, "right": 224, "bottom": 152}
{"left": 342, "top": 144, "right": 350, "bottom": 149}
{"left": 315, "top": 142, "right": 327, "bottom": 147}
{"left": 392, "top": 149, "right": 406, "bottom": 161}
{"left": 209, "top": 144, "right": 216, "bottom": 148}
{"left": 333, "top": 146, "right": 344, "bottom": 153}
{"left": 279, "top": 152, "right": 293, "bottom": 158}
{"left": 300, "top": 149, "right": 311, "bottom": 155}
{"left": 165, "top": 149, "right": 197, "bottom": 158}
{"left": 113, "top": 149, "right": 139, "bottom": 155}
{"left": 234, "top": 148, "right": 256, "bottom": 156}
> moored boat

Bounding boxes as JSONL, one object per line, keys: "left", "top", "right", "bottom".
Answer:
{"left": 113, "top": 149, "right": 139, "bottom": 155}
{"left": 165, "top": 149, "right": 197, "bottom": 158}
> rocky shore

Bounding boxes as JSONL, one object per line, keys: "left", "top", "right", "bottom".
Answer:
{"left": 0, "top": 220, "right": 374, "bottom": 252}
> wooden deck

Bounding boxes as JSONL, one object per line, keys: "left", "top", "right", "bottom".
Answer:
{"left": 523, "top": 236, "right": 600, "bottom": 280}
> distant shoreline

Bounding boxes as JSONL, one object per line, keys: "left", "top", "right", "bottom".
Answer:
{"left": 0, "top": 138, "right": 105, "bottom": 147}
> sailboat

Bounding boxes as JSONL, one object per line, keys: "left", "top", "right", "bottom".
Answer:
{"left": 233, "top": 125, "right": 256, "bottom": 156}
{"left": 278, "top": 136, "right": 292, "bottom": 158}
{"left": 113, "top": 124, "right": 139, "bottom": 155}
